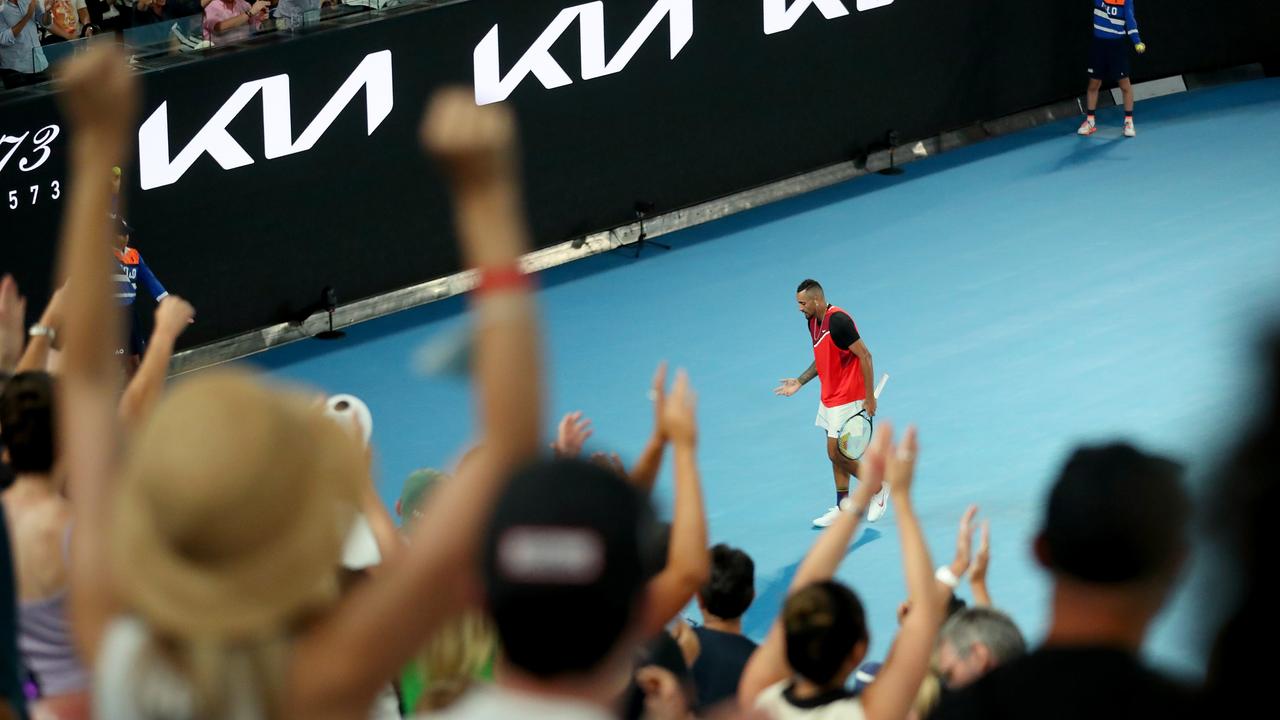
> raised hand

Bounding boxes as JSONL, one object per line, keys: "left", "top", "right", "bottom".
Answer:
{"left": 649, "top": 361, "right": 668, "bottom": 436}
{"left": 660, "top": 370, "right": 697, "bottom": 447}
{"left": 56, "top": 45, "right": 138, "bottom": 148}
{"left": 550, "top": 410, "right": 593, "bottom": 458}
{"left": 970, "top": 519, "right": 993, "bottom": 609}
{"left": 153, "top": 295, "right": 195, "bottom": 341}
{"left": 0, "top": 275, "right": 26, "bottom": 371}
{"left": 949, "top": 504, "right": 979, "bottom": 578}
{"left": 421, "top": 88, "right": 518, "bottom": 193}
{"left": 886, "top": 424, "right": 919, "bottom": 501}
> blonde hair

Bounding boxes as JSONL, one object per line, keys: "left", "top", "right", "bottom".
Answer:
{"left": 415, "top": 611, "right": 498, "bottom": 713}
{"left": 910, "top": 671, "right": 942, "bottom": 720}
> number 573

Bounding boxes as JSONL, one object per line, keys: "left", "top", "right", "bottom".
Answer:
{"left": 7, "top": 181, "right": 62, "bottom": 209}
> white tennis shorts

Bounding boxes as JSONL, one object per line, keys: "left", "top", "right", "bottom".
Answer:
{"left": 815, "top": 400, "right": 865, "bottom": 439}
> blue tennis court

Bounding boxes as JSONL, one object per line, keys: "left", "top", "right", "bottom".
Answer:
{"left": 249, "top": 78, "right": 1280, "bottom": 678}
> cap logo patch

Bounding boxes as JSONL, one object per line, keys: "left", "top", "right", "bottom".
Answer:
{"left": 499, "top": 527, "right": 604, "bottom": 584}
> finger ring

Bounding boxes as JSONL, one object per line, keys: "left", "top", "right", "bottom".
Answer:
{"left": 896, "top": 450, "right": 915, "bottom": 461}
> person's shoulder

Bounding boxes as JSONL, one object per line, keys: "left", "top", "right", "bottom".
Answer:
{"left": 752, "top": 679, "right": 789, "bottom": 709}
{"left": 414, "top": 685, "right": 492, "bottom": 720}
{"left": 694, "top": 626, "right": 758, "bottom": 654}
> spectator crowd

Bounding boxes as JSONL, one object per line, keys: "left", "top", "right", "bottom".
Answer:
{"left": 1, "top": 0, "right": 414, "bottom": 89}
{"left": 0, "top": 46, "right": 1274, "bottom": 720}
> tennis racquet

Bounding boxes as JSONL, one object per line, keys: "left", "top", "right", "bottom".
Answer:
{"left": 836, "top": 373, "right": 889, "bottom": 461}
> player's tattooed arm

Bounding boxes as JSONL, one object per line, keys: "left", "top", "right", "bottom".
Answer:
{"left": 798, "top": 361, "right": 818, "bottom": 386}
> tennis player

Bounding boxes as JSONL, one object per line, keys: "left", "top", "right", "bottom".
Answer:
{"left": 775, "top": 279, "right": 888, "bottom": 527}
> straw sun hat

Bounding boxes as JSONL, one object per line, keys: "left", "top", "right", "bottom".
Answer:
{"left": 111, "top": 370, "right": 366, "bottom": 638}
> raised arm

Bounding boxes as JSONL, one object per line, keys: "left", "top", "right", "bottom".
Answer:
{"left": 932, "top": 504, "right": 977, "bottom": 610}
{"left": 628, "top": 361, "right": 669, "bottom": 494}
{"left": 288, "top": 89, "right": 543, "bottom": 719}
{"left": 968, "top": 520, "right": 993, "bottom": 607}
{"left": 861, "top": 427, "right": 943, "bottom": 720}
{"left": 52, "top": 47, "right": 139, "bottom": 663}
{"left": 738, "top": 433, "right": 884, "bottom": 707}
{"left": 117, "top": 296, "right": 193, "bottom": 430}
{"left": 15, "top": 286, "right": 64, "bottom": 374}
{"left": 640, "top": 370, "right": 709, "bottom": 636}
{"left": 0, "top": 275, "right": 25, "bottom": 376}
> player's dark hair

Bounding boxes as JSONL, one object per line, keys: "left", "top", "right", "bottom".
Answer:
{"left": 783, "top": 580, "right": 867, "bottom": 687}
{"left": 699, "top": 544, "right": 755, "bottom": 620}
{"left": 797, "top": 279, "right": 823, "bottom": 296}
{"left": 0, "top": 372, "right": 57, "bottom": 474}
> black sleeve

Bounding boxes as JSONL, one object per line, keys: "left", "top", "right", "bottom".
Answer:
{"left": 828, "top": 311, "right": 860, "bottom": 350}
{"left": 930, "top": 681, "right": 989, "bottom": 720}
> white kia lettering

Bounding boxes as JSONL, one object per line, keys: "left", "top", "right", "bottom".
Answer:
{"left": 138, "top": 50, "right": 394, "bottom": 190}
{"left": 762, "top": 0, "right": 894, "bottom": 36}
{"left": 473, "top": 0, "right": 693, "bottom": 105}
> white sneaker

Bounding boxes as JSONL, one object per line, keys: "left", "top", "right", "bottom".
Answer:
{"left": 812, "top": 506, "right": 841, "bottom": 528}
{"left": 1076, "top": 118, "right": 1097, "bottom": 136}
{"left": 1123, "top": 118, "right": 1136, "bottom": 137}
{"left": 866, "top": 486, "right": 890, "bottom": 523}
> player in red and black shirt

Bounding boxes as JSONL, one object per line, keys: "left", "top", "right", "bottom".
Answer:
{"left": 775, "top": 279, "right": 889, "bottom": 527}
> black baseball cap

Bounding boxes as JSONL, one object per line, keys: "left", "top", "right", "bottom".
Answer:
{"left": 483, "top": 458, "right": 656, "bottom": 678}
{"left": 1040, "top": 443, "right": 1189, "bottom": 584}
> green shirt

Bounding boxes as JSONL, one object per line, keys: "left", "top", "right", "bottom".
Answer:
{"left": 399, "top": 652, "right": 495, "bottom": 715}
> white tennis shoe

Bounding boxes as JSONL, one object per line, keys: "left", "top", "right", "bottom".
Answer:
{"left": 812, "top": 506, "right": 841, "bottom": 528}
{"left": 867, "top": 485, "right": 890, "bottom": 523}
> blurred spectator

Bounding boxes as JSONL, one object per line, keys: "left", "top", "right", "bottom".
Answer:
{"left": 691, "top": 543, "right": 758, "bottom": 711}
{"left": 273, "top": 0, "right": 318, "bottom": 29}
{"left": 53, "top": 52, "right": 545, "bottom": 720}
{"left": 1, "top": 372, "right": 88, "bottom": 720}
{"left": 394, "top": 467, "right": 497, "bottom": 715}
{"left": 546, "top": 362, "right": 711, "bottom": 644}
{"left": 932, "top": 443, "right": 1197, "bottom": 720}
{"left": 203, "top": 0, "right": 267, "bottom": 43}
{"left": 1, "top": 0, "right": 50, "bottom": 89}
{"left": 623, "top": 630, "right": 697, "bottom": 720}
{"left": 40, "top": 0, "right": 90, "bottom": 43}
{"left": 1, "top": 512, "right": 28, "bottom": 720}
{"left": 427, "top": 457, "right": 658, "bottom": 719}
{"left": 130, "top": 0, "right": 173, "bottom": 27}
{"left": 934, "top": 607, "right": 1025, "bottom": 690}
{"left": 395, "top": 467, "right": 445, "bottom": 527}
{"left": 129, "top": 0, "right": 203, "bottom": 26}
{"left": 79, "top": 0, "right": 122, "bottom": 32}
{"left": 1205, "top": 329, "right": 1280, "bottom": 714}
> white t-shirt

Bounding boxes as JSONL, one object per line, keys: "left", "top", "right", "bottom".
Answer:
{"left": 96, "top": 617, "right": 401, "bottom": 720}
{"left": 755, "top": 680, "right": 867, "bottom": 720}
{"left": 422, "top": 685, "right": 615, "bottom": 720}
{"left": 95, "top": 617, "right": 265, "bottom": 720}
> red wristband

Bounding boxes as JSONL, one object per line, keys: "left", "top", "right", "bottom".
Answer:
{"left": 475, "top": 265, "right": 533, "bottom": 295}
